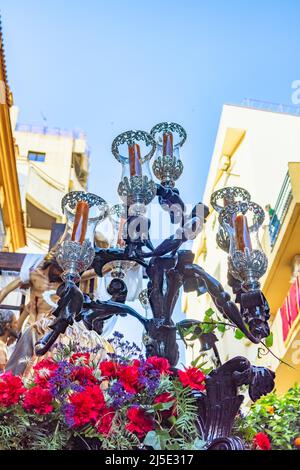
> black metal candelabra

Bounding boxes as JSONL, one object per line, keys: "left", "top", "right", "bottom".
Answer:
{"left": 34, "top": 123, "right": 275, "bottom": 450}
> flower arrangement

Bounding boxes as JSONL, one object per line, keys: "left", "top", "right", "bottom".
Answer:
{"left": 0, "top": 332, "right": 206, "bottom": 450}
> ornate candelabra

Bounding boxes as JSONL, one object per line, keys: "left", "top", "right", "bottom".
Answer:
{"left": 35, "top": 122, "right": 275, "bottom": 450}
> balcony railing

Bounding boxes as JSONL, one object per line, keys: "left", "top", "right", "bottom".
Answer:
{"left": 15, "top": 123, "right": 86, "bottom": 139}
{"left": 269, "top": 171, "right": 293, "bottom": 249}
{"left": 241, "top": 98, "right": 300, "bottom": 117}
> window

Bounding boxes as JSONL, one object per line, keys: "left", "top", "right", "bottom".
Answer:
{"left": 28, "top": 151, "right": 46, "bottom": 162}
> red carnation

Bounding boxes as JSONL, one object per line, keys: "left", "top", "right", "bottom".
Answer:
{"left": 253, "top": 432, "right": 271, "bottom": 450}
{"left": 88, "top": 385, "right": 106, "bottom": 411}
{"left": 154, "top": 392, "right": 176, "bottom": 418}
{"left": 71, "top": 366, "right": 98, "bottom": 386}
{"left": 23, "top": 386, "right": 53, "bottom": 414}
{"left": 70, "top": 352, "right": 90, "bottom": 365}
{"left": 117, "top": 364, "right": 140, "bottom": 393}
{"left": 178, "top": 367, "right": 206, "bottom": 391}
{"left": 0, "top": 372, "right": 25, "bottom": 407}
{"left": 145, "top": 356, "right": 171, "bottom": 375}
{"left": 67, "top": 385, "right": 105, "bottom": 428}
{"left": 126, "top": 406, "right": 154, "bottom": 438}
{"left": 132, "top": 359, "right": 141, "bottom": 368}
{"left": 99, "top": 360, "right": 119, "bottom": 379}
{"left": 33, "top": 358, "right": 58, "bottom": 386}
{"left": 96, "top": 407, "right": 115, "bottom": 436}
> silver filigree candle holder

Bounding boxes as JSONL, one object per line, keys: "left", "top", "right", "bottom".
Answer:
{"left": 150, "top": 122, "right": 187, "bottom": 188}
{"left": 112, "top": 130, "right": 157, "bottom": 215}
{"left": 211, "top": 187, "right": 251, "bottom": 254}
{"left": 56, "top": 191, "right": 108, "bottom": 282}
{"left": 211, "top": 187, "right": 267, "bottom": 290}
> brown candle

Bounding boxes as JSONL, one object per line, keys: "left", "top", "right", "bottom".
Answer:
{"left": 234, "top": 213, "right": 252, "bottom": 252}
{"left": 129, "top": 143, "right": 142, "bottom": 177}
{"left": 163, "top": 131, "right": 173, "bottom": 157}
{"left": 71, "top": 200, "right": 89, "bottom": 244}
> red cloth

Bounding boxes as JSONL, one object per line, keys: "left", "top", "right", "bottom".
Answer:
{"left": 280, "top": 275, "right": 300, "bottom": 341}
{"left": 280, "top": 299, "right": 290, "bottom": 341}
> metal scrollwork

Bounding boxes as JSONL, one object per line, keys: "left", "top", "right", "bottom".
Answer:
{"left": 219, "top": 201, "right": 265, "bottom": 232}
{"left": 61, "top": 191, "right": 108, "bottom": 218}
{"left": 56, "top": 240, "right": 95, "bottom": 281}
{"left": 152, "top": 155, "right": 184, "bottom": 187}
{"left": 210, "top": 186, "right": 251, "bottom": 213}
{"left": 228, "top": 248, "right": 268, "bottom": 287}
{"left": 118, "top": 175, "right": 157, "bottom": 206}
{"left": 150, "top": 121, "right": 187, "bottom": 147}
{"left": 216, "top": 226, "right": 230, "bottom": 253}
{"left": 111, "top": 130, "right": 156, "bottom": 164}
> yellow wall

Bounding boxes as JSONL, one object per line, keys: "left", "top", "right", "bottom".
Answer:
{"left": 0, "top": 27, "right": 26, "bottom": 251}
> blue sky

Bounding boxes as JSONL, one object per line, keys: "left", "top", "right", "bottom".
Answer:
{"left": 2, "top": 0, "right": 300, "bottom": 205}
{"left": 1, "top": 0, "right": 300, "bottom": 356}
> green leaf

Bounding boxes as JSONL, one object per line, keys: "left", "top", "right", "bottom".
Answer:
{"left": 265, "top": 332, "right": 274, "bottom": 348}
{"left": 143, "top": 431, "right": 162, "bottom": 450}
{"left": 205, "top": 308, "right": 214, "bottom": 317}
{"left": 152, "top": 401, "right": 175, "bottom": 412}
{"left": 192, "top": 438, "right": 206, "bottom": 450}
{"left": 234, "top": 329, "right": 245, "bottom": 340}
{"left": 201, "top": 323, "right": 215, "bottom": 334}
{"left": 168, "top": 415, "right": 177, "bottom": 426}
{"left": 217, "top": 323, "right": 226, "bottom": 333}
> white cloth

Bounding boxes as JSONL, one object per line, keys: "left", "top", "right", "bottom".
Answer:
{"left": 20, "top": 254, "right": 45, "bottom": 283}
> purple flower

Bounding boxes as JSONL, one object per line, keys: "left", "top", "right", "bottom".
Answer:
{"left": 48, "top": 360, "right": 82, "bottom": 398}
{"left": 108, "top": 380, "right": 134, "bottom": 408}
{"left": 107, "top": 332, "right": 142, "bottom": 361}
{"left": 62, "top": 402, "right": 75, "bottom": 427}
{"left": 137, "top": 362, "right": 160, "bottom": 395}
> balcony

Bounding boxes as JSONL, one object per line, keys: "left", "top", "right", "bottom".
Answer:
{"left": 261, "top": 162, "right": 300, "bottom": 315}
{"left": 26, "top": 164, "right": 65, "bottom": 220}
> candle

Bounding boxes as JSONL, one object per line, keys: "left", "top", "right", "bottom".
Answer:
{"left": 71, "top": 200, "right": 89, "bottom": 244}
{"left": 163, "top": 131, "right": 173, "bottom": 157}
{"left": 129, "top": 143, "right": 142, "bottom": 177}
{"left": 234, "top": 213, "right": 252, "bottom": 252}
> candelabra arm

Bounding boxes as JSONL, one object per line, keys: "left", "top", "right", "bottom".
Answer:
{"left": 35, "top": 277, "right": 83, "bottom": 355}
{"left": 184, "top": 264, "right": 267, "bottom": 343}
{"left": 80, "top": 299, "right": 149, "bottom": 334}
{"left": 92, "top": 248, "right": 148, "bottom": 277}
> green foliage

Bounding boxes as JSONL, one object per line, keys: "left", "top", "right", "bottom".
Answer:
{"left": 265, "top": 332, "right": 274, "bottom": 348}
{"left": 234, "top": 328, "right": 245, "bottom": 340}
{"left": 235, "top": 384, "right": 300, "bottom": 450}
{"left": 0, "top": 409, "right": 71, "bottom": 450}
{"left": 96, "top": 419, "right": 140, "bottom": 450}
{"left": 142, "top": 376, "right": 202, "bottom": 450}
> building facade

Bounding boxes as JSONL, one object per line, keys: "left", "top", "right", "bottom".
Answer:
{"left": 183, "top": 102, "right": 300, "bottom": 393}
{"left": 10, "top": 106, "right": 89, "bottom": 253}
{"left": 0, "top": 19, "right": 26, "bottom": 252}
